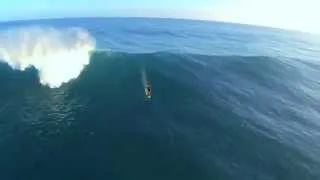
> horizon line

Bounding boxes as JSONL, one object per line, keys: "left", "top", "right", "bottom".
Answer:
{"left": 0, "top": 15, "right": 308, "bottom": 35}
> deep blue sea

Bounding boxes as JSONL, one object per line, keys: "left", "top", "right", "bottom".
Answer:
{"left": 0, "top": 17, "right": 320, "bottom": 180}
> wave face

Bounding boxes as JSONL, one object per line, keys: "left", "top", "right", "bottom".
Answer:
{"left": 1, "top": 50, "right": 320, "bottom": 179}
{"left": 0, "top": 26, "right": 95, "bottom": 88}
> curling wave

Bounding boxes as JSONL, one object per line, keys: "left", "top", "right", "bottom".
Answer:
{"left": 0, "top": 26, "right": 96, "bottom": 88}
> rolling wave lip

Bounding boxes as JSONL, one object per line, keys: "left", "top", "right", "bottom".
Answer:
{"left": 91, "top": 50, "right": 280, "bottom": 62}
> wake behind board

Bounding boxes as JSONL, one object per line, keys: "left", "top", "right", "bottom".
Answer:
{"left": 141, "top": 64, "right": 152, "bottom": 100}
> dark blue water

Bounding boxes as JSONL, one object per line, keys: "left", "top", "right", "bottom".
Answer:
{"left": 1, "top": 17, "right": 320, "bottom": 180}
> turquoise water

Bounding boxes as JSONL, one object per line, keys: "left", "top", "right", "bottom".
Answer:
{"left": 0, "top": 18, "right": 320, "bottom": 180}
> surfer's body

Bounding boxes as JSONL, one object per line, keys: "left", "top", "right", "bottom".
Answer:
{"left": 141, "top": 65, "right": 152, "bottom": 99}
{"left": 145, "top": 84, "right": 152, "bottom": 99}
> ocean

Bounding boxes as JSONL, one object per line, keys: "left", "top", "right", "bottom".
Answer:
{"left": 0, "top": 17, "right": 320, "bottom": 180}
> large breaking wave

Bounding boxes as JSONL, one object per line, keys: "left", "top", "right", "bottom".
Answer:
{"left": 0, "top": 26, "right": 95, "bottom": 88}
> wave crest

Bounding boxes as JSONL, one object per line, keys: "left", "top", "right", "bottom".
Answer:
{"left": 0, "top": 26, "right": 96, "bottom": 88}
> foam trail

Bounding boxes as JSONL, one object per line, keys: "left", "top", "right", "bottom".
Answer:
{"left": 0, "top": 26, "right": 96, "bottom": 88}
{"left": 141, "top": 65, "right": 148, "bottom": 88}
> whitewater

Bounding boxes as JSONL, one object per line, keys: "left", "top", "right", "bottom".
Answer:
{"left": 0, "top": 26, "right": 95, "bottom": 88}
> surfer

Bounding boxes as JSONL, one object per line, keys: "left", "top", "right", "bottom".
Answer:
{"left": 141, "top": 65, "right": 151, "bottom": 99}
{"left": 145, "top": 84, "right": 152, "bottom": 98}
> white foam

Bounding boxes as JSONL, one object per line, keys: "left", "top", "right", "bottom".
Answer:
{"left": 0, "top": 26, "right": 96, "bottom": 88}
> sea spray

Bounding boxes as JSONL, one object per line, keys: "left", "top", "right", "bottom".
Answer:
{"left": 0, "top": 26, "right": 96, "bottom": 88}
